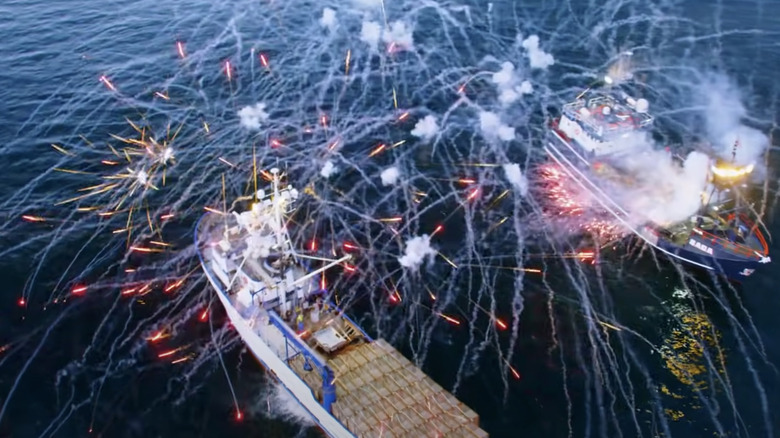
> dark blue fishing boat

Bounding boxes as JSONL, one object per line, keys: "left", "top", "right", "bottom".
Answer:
{"left": 545, "top": 78, "right": 771, "bottom": 280}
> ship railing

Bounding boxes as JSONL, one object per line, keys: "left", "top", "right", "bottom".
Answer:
{"left": 691, "top": 227, "right": 761, "bottom": 259}
{"left": 318, "top": 293, "right": 374, "bottom": 342}
{"left": 730, "top": 213, "right": 770, "bottom": 256}
{"left": 563, "top": 96, "right": 653, "bottom": 131}
{"left": 294, "top": 255, "right": 376, "bottom": 342}
{"left": 267, "top": 309, "right": 338, "bottom": 413}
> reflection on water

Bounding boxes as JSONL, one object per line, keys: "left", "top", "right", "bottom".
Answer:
{"left": 658, "top": 288, "right": 725, "bottom": 421}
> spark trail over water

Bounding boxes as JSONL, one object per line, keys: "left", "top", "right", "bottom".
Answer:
{"left": 1, "top": 0, "right": 779, "bottom": 437}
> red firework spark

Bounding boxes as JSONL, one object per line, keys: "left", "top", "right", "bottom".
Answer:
{"left": 536, "top": 163, "right": 624, "bottom": 239}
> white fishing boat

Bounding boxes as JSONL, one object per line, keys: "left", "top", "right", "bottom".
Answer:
{"left": 195, "top": 168, "right": 487, "bottom": 437}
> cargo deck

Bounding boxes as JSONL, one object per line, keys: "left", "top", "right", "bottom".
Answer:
{"left": 290, "top": 336, "right": 487, "bottom": 438}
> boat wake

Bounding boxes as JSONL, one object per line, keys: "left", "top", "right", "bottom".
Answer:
{"left": 257, "top": 381, "right": 317, "bottom": 429}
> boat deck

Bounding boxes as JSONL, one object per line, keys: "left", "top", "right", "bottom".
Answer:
{"left": 290, "top": 339, "right": 487, "bottom": 437}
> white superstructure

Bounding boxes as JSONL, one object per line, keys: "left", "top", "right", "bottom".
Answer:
{"left": 557, "top": 90, "right": 653, "bottom": 157}
{"left": 196, "top": 168, "right": 354, "bottom": 437}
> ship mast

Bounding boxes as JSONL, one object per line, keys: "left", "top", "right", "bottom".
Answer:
{"left": 269, "top": 168, "right": 288, "bottom": 255}
{"left": 731, "top": 138, "right": 742, "bottom": 209}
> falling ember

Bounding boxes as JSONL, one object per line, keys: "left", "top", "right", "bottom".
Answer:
{"left": 223, "top": 60, "right": 232, "bottom": 81}
{"left": 320, "top": 114, "right": 328, "bottom": 127}
{"left": 432, "top": 224, "right": 444, "bottom": 236}
{"left": 160, "top": 213, "right": 175, "bottom": 220}
{"left": 342, "top": 264, "right": 356, "bottom": 273}
{"left": 495, "top": 318, "right": 508, "bottom": 330}
{"left": 379, "top": 217, "right": 403, "bottom": 223}
{"left": 121, "top": 287, "right": 136, "bottom": 296}
{"left": 199, "top": 309, "right": 209, "bottom": 322}
{"left": 576, "top": 251, "right": 595, "bottom": 260}
{"left": 218, "top": 157, "right": 236, "bottom": 167}
{"left": 342, "top": 242, "right": 359, "bottom": 251}
{"left": 51, "top": 143, "right": 73, "bottom": 156}
{"left": 509, "top": 366, "right": 521, "bottom": 380}
{"left": 176, "top": 41, "right": 186, "bottom": 59}
{"left": 458, "top": 178, "right": 476, "bottom": 185}
{"left": 388, "top": 291, "right": 401, "bottom": 303}
{"left": 344, "top": 49, "right": 351, "bottom": 76}
{"left": 154, "top": 91, "right": 169, "bottom": 100}
{"left": 327, "top": 140, "right": 340, "bottom": 151}
{"left": 259, "top": 53, "right": 269, "bottom": 68}
{"left": 457, "top": 83, "right": 467, "bottom": 94}
{"left": 260, "top": 170, "right": 274, "bottom": 181}
{"left": 235, "top": 410, "right": 243, "bottom": 421}
{"left": 129, "top": 246, "right": 161, "bottom": 253}
{"left": 466, "top": 188, "right": 480, "bottom": 201}
{"left": 17, "top": 297, "right": 26, "bottom": 307}
{"left": 71, "top": 285, "right": 87, "bottom": 296}
{"left": 437, "top": 313, "right": 461, "bottom": 325}
{"left": 204, "top": 207, "right": 225, "bottom": 215}
{"left": 158, "top": 349, "right": 179, "bottom": 358}
{"left": 147, "top": 331, "right": 166, "bottom": 342}
{"left": 397, "top": 112, "right": 410, "bottom": 121}
{"left": 309, "top": 240, "right": 318, "bottom": 251}
{"left": 138, "top": 283, "right": 153, "bottom": 295}
{"left": 21, "top": 215, "right": 46, "bottom": 223}
{"left": 99, "top": 75, "right": 116, "bottom": 92}
{"left": 597, "top": 320, "right": 622, "bottom": 331}
{"left": 171, "top": 357, "right": 190, "bottom": 365}
{"left": 368, "top": 143, "right": 386, "bottom": 158}
{"left": 486, "top": 218, "right": 509, "bottom": 236}
{"left": 437, "top": 252, "right": 458, "bottom": 269}
{"left": 270, "top": 139, "right": 283, "bottom": 148}
{"left": 320, "top": 275, "right": 326, "bottom": 290}
{"left": 487, "top": 191, "right": 510, "bottom": 210}
{"left": 164, "top": 279, "right": 184, "bottom": 293}
{"left": 391, "top": 140, "right": 406, "bottom": 149}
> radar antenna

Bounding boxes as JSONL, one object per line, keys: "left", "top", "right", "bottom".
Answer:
{"left": 731, "top": 138, "right": 740, "bottom": 163}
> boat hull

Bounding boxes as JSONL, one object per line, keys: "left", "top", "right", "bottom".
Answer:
{"left": 202, "top": 266, "right": 355, "bottom": 438}
{"left": 195, "top": 216, "right": 355, "bottom": 438}
{"left": 544, "top": 130, "right": 768, "bottom": 280}
{"left": 655, "top": 237, "right": 764, "bottom": 281}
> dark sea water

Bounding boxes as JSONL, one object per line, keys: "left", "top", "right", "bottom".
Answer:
{"left": 1, "top": 0, "right": 780, "bottom": 437}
